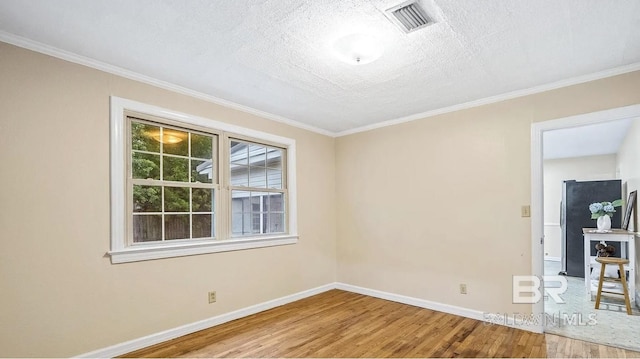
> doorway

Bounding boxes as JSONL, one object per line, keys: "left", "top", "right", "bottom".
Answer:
{"left": 531, "top": 104, "right": 640, "bottom": 350}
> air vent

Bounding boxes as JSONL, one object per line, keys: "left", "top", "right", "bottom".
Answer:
{"left": 385, "top": 1, "right": 434, "bottom": 34}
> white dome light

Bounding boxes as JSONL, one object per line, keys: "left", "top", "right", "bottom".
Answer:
{"left": 332, "top": 33, "right": 384, "bottom": 65}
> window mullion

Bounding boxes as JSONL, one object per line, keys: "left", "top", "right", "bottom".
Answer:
{"left": 161, "top": 186, "right": 166, "bottom": 242}
{"left": 189, "top": 188, "right": 193, "bottom": 240}
{"left": 217, "top": 134, "right": 227, "bottom": 241}
{"left": 213, "top": 134, "right": 220, "bottom": 240}
{"left": 228, "top": 186, "right": 286, "bottom": 193}
{"left": 260, "top": 193, "right": 264, "bottom": 234}
{"left": 131, "top": 178, "right": 215, "bottom": 188}
{"left": 159, "top": 127, "right": 164, "bottom": 180}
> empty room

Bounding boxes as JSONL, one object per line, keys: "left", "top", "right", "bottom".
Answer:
{"left": 1, "top": 1, "right": 640, "bottom": 358}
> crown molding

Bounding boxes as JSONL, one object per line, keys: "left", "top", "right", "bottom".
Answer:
{"left": 0, "top": 31, "right": 335, "bottom": 137}
{"left": 336, "top": 62, "right": 640, "bottom": 137}
{"left": 2, "top": 31, "right": 639, "bottom": 139}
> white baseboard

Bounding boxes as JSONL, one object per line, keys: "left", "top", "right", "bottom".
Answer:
{"left": 544, "top": 256, "right": 561, "bottom": 262}
{"left": 335, "top": 283, "right": 540, "bottom": 333}
{"left": 75, "top": 283, "right": 335, "bottom": 358}
{"left": 335, "top": 282, "right": 485, "bottom": 321}
{"left": 77, "top": 282, "right": 537, "bottom": 357}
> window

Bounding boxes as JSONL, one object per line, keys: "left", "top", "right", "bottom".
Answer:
{"left": 129, "top": 118, "right": 217, "bottom": 243}
{"left": 229, "top": 140, "right": 286, "bottom": 236}
{"left": 110, "top": 97, "right": 297, "bottom": 263}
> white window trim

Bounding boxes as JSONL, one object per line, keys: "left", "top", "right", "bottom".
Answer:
{"left": 109, "top": 96, "right": 298, "bottom": 264}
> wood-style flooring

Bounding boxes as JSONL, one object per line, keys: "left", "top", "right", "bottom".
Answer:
{"left": 122, "top": 289, "right": 640, "bottom": 358}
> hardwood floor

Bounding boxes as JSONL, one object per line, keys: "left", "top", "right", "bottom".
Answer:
{"left": 122, "top": 289, "right": 640, "bottom": 358}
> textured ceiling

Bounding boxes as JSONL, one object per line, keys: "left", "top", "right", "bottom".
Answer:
{"left": 0, "top": 0, "right": 639, "bottom": 134}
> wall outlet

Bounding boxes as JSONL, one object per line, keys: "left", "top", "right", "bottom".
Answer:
{"left": 460, "top": 284, "right": 467, "bottom": 294}
{"left": 521, "top": 205, "right": 531, "bottom": 217}
{"left": 208, "top": 291, "right": 217, "bottom": 303}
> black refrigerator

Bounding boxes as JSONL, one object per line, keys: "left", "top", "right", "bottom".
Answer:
{"left": 560, "top": 179, "right": 622, "bottom": 277}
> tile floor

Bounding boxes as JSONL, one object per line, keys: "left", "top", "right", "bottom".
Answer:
{"left": 544, "top": 260, "right": 640, "bottom": 352}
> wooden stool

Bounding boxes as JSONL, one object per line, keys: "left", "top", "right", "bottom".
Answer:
{"left": 594, "top": 257, "right": 632, "bottom": 315}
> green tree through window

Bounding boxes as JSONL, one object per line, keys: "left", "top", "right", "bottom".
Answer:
{"left": 129, "top": 118, "right": 216, "bottom": 242}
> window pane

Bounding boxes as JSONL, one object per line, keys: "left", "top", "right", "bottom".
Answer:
{"left": 132, "top": 152, "right": 160, "bottom": 180}
{"left": 231, "top": 190, "right": 251, "bottom": 235}
{"left": 251, "top": 192, "right": 267, "bottom": 212}
{"left": 131, "top": 121, "right": 160, "bottom": 153}
{"left": 230, "top": 141, "right": 248, "bottom": 164}
{"left": 267, "top": 193, "right": 284, "bottom": 212}
{"left": 165, "top": 214, "right": 190, "bottom": 240}
{"left": 192, "top": 214, "right": 213, "bottom": 238}
{"left": 191, "top": 133, "right": 213, "bottom": 159}
{"left": 230, "top": 163, "right": 249, "bottom": 187}
{"left": 267, "top": 148, "right": 282, "bottom": 169}
{"left": 252, "top": 212, "right": 263, "bottom": 234}
{"left": 191, "top": 159, "right": 213, "bottom": 183}
{"left": 192, "top": 188, "right": 213, "bottom": 212}
{"left": 230, "top": 191, "right": 285, "bottom": 236}
{"left": 133, "top": 215, "right": 162, "bottom": 242}
{"left": 231, "top": 212, "right": 252, "bottom": 235}
{"left": 162, "top": 129, "right": 188, "bottom": 156}
{"left": 269, "top": 213, "right": 285, "bottom": 233}
{"left": 267, "top": 168, "right": 282, "bottom": 189}
{"left": 133, "top": 185, "right": 162, "bottom": 212}
{"left": 164, "top": 187, "right": 190, "bottom": 212}
{"left": 249, "top": 166, "right": 266, "bottom": 188}
{"left": 251, "top": 192, "right": 267, "bottom": 234}
{"left": 163, "top": 156, "right": 189, "bottom": 182}
{"left": 231, "top": 190, "right": 250, "bottom": 213}
{"left": 249, "top": 144, "right": 266, "bottom": 167}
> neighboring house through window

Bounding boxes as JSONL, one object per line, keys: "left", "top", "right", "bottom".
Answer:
{"left": 229, "top": 140, "right": 286, "bottom": 236}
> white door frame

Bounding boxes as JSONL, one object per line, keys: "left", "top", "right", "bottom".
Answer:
{"left": 530, "top": 103, "right": 640, "bottom": 333}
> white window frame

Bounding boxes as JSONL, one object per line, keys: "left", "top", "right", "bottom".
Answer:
{"left": 109, "top": 97, "right": 298, "bottom": 264}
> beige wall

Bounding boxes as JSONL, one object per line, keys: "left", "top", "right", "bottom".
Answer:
{"left": 3, "top": 38, "right": 640, "bottom": 357}
{"left": 0, "top": 43, "right": 336, "bottom": 357}
{"left": 543, "top": 155, "right": 618, "bottom": 259}
{"left": 617, "top": 118, "right": 640, "bottom": 293}
{"left": 336, "top": 70, "right": 640, "bottom": 316}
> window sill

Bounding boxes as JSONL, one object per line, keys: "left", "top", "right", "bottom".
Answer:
{"left": 108, "top": 235, "right": 298, "bottom": 264}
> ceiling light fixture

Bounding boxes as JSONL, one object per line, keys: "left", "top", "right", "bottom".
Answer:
{"left": 332, "top": 33, "right": 384, "bottom": 65}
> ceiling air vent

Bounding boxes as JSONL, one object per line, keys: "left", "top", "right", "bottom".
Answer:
{"left": 385, "top": 1, "right": 434, "bottom": 34}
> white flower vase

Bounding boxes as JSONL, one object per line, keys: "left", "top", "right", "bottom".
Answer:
{"left": 597, "top": 215, "right": 611, "bottom": 231}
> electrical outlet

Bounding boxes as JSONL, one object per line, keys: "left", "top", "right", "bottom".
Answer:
{"left": 208, "top": 291, "right": 216, "bottom": 303}
{"left": 460, "top": 284, "right": 467, "bottom": 294}
{"left": 521, "top": 205, "right": 531, "bottom": 217}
